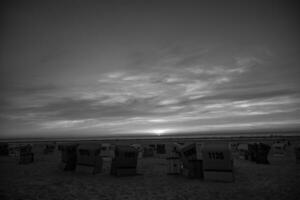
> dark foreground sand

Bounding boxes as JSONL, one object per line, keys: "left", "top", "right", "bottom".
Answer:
{"left": 0, "top": 148, "right": 299, "bottom": 200}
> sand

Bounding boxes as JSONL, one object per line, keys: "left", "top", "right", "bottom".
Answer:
{"left": 0, "top": 148, "right": 299, "bottom": 200}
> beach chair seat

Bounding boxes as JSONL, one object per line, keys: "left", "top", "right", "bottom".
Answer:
{"left": 202, "top": 143, "right": 234, "bottom": 182}
{"left": 76, "top": 144, "right": 102, "bottom": 174}
{"left": 110, "top": 145, "right": 138, "bottom": 176}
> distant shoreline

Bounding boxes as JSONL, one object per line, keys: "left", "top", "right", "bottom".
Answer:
{"left": 1, "top": 132, "right": 300, "bottom": 144}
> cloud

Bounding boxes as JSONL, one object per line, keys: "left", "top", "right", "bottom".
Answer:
{"left": 1, "top": 43, "right": 300, "bottom": 138}
{"left": 195, "top": 88, "right": 298, "bottom": 102}
{"left": 34, "top": 97, "right": 154, "bottom": 120}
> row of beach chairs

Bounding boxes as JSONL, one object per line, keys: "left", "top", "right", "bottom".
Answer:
{"left": 58, "top": 142, "right": 235, "bottom": 181}
{"left": 166, "top": 142, "right": 234, "bottom": 182}
{"left": 237, "top": 143, "right": 271, "bottom": 164}
{"left": 1, "top": 141, "right": 300, "bottom": 182}
{"left": 59, "top": 144, "right": 138, "bottom": 176}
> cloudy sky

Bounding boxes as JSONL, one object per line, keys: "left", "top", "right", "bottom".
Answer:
{"left": 1, "top": 0, "right": 300, "bottom": 139}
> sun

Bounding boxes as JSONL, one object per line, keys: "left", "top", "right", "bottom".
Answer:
{"left": 152, "top": 129, "right": 169, "bottom": 136}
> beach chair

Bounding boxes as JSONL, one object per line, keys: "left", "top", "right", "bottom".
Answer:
{"left": 100, "top": 143, "right": 114, "bottom": 158}
{"left": 272, "top": 143, "right": 286, "bottom": 157}
{"left": 202, "top": 142, "right": 234, "bottom": 182}
{"left": 256, "top": 143, "right": 270, "bottom": 164}
{"left": 142, "top": 147, "right": 154, "bottom": 157}
{"left": 156, "top": 144, "right": 166, "bottom": 158}
{"left": 179, "top": 143, "right": 203, "bottom": 179}
{"left": 43, "top": 144, "right": 55, "bottom": 154}
{"left": 59, "top": 144, "right": 78, "bottom": 171}
{"left": 166, "top": 143, "right": 182, "bottom": 175}
{"left": 76, "top": 144, "right": 102, "bottom": 174}
{"left": 237, "top": 143, "right": 249, "bottom": 159}
{"left": 247, "top": 143, "right": 258, "bottom": 162}
{"left": 167, "top": 157, "right": 182, "bottom": 175}
{"left": 19, "top": 145, "right": 34, "bottom": 164}
{"left": 8, "top": 144, "right": 18, "bottom": 157}
{"left": 294, "top": 146, "right": 300, "bottom": 163}
{"left": 131, "top": 144, "right": 143, "bottom": 159}
{"left": 0, "top": 142, "right": 9, "bottom": 156}
{"left": 111, "top": 145, "right": 138, "bottom": 176}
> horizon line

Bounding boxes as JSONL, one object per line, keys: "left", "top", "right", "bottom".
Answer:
{"left": 1, "top": 130, "right": 300, "bottom": 143}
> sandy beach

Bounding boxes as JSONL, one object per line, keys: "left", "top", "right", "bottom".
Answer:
{"left": 0, "top": 145, "right": 299, "bottom": 200}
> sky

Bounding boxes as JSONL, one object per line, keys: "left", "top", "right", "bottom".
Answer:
{"left": 1, "top": 0, "right": 300, "bottom": 139}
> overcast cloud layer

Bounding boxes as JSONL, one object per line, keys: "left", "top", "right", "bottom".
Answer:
{"left": 1, "top": 0, "right": 300, "bottom": 139}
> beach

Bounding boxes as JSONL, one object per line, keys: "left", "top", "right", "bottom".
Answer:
{"left": 0, "top": 145, "right": 299, "bottom": 200}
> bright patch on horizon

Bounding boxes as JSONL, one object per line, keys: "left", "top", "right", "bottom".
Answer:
{"left": 151, "top": 129, "right": 171, "bottom": 136}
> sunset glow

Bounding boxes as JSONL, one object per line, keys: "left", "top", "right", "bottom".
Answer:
{"left": 1, "top": 1, "right": 299, "bottom": 139}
